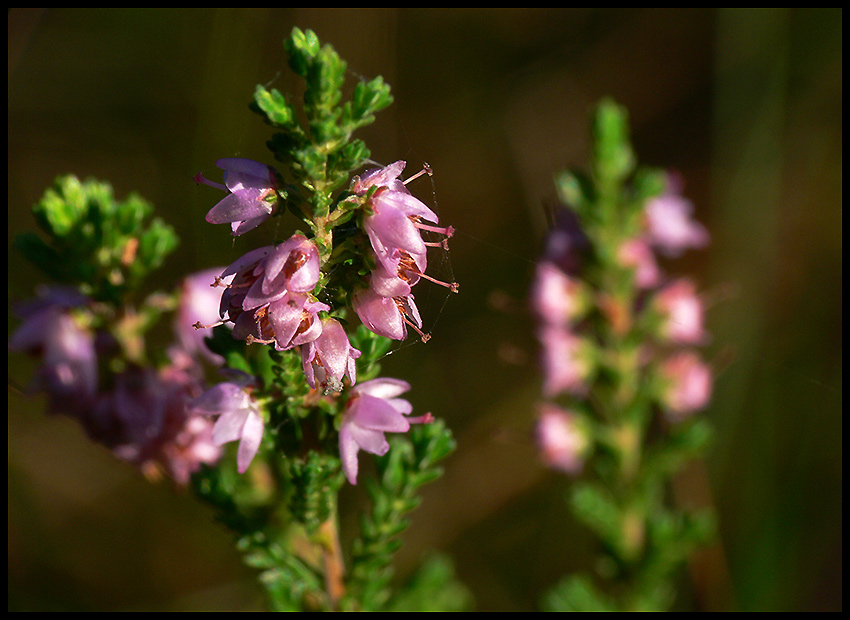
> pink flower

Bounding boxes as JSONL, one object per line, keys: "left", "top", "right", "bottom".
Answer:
{"left": 644, "top": 183, "right": 709, "bottom": 257}
{"left": 195, "top": 158, "right": 278, "bottom": 235}
{"left": 216, "top": 235, "right": 327, "bottom": 350}
{"left": 539, "top": 326, "right": 593, "bottom": 398}
{"left": 95, "top": 367, "right": 222, "bottom": 485}
{"left": 352, "top": 286, "right": 428, "bottom": 342}
{"left": 174, "top": 267, "right": 231, "bottom": 365}
{"left": 301, "top": 317, "right": 361, "bottom": 393}
{"left": 536, "top": 403, "right": 590, "bottom": 474}
{"left": 531, "top": 261, "right": 588, "bottom": 326}
{"left": 658, "top": 351, "right": 712, "bottom": 419}
{"left": 655, "top": 279, "right": 706, "bottom": 345}
{"left": 9, "top": 288, "right": 97, "bottom": 417}
{"left": 353, "top": 161, "right": 457, "bottom": 298}
{"left": 617, "top": 238, "right": 662, "bottom": 289}
{"left": 189, "top": 381, "right": 265, "bottom": 474}
{"left": 339, "top": 378, "right": 433, "bottom": 484}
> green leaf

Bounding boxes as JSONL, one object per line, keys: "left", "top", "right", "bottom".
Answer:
{"left": 569, "top": 482, "right": 623, "bottom": 549}
{"left": 543, "top": 574, "right": 615, "bottom": 612}
{"left": 287, "top": 451, "right": 344, "bottom": 534}
{"left": 285, "top": 27, "right": 320, "bottom": 78}
{"left": 387, "top": 553, "right": 473, "bottom": 612}
{"left": 253, "top": 85, "right": 298, "bottom": 127}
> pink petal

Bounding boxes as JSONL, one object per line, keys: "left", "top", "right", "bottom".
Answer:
{"left": 353, "top": 377, "right": 411, "bottom": 400}
{"left": 212, "top": 408, "right": 249, "bottom": 445}
{"left": 191, "top": 383, "right": 251, "bottom": 415}
{"left": 349, "top": 394, "right": 411, "bottom": 433}
{"left": 339, "top": 425, "right": 362, "bottom": 484}
{"left": 206, "top": 188, "right": 272, "bottom": 224}
{"left": 353, "top": 289, "right": 405, "bottom": 340}
{"left": 347, "top": 423, "right": 391, "bottom": 456}
{"left": 236, "top": 409, "right": 264, "bottom": 473}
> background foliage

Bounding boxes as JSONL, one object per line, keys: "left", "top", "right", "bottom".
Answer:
{"left": 8, "top": 8, "right": 841, "bottom": 611}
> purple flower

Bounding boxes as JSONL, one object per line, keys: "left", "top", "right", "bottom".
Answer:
{"left": 352, "top": 286, "right": 428, "bottom": 342}
{"left": 351, "top": 161, "right": 458, "bottom": 301}
{"left": 539, "top": 325, "right": 593, "bottom": 398}
{"left": 339, "top": 378, "right": 433, "bottom": 484}
{"left": 658, "top": 351, "right": 712, "bottom": 419}
{"left": 195, "top": 158, "right": 278, "bottom": 235}
{"left": 9, "top": 288, "right": 97, "bottom": 417}
{"left": 644, "top": 178, "right": 709, "bottom": 257}
{"left": 216, "top": 235, "right": 327, "bottom": 350}
{"left": 189, "top": 381, "right": 265, "bottom": 474}
{"left": 94, "top": 366, "right": 222, "bottom": 485}
{"left": 535, "top": 403, "right": 590, "bottom": 474}
{"left": 301, "top": 317, "right": 361, "bottom": 393}
{"left": 531, "top": 261, "right": 589, "bottom": 327}
{"left": 654, "top": 279, "right": 707, "bottom": 345}
{"left": 174, "top": 267, "right": 231, "bottom": 365}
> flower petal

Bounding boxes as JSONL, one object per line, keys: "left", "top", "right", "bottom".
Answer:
{"left": 190, "top": 383, "right": 251, "bottom": 415}
{"left": 236, "top": 409, "right": 264, "bottom": 473}
{"left": 339, "top": 425, "right": 362, "bottom": 484}
{"left": 211, "top": 408, "right": 249, "bottom": 445}
{"left": 206, "top": 188, "right": 272, "bottom": 224}
{"left": 349, "top": 394, "right": 411, "bottom": 433}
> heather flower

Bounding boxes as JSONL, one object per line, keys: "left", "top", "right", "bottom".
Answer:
{"left": 544, "top": 207, "right": 591, "bottom": 277}
{"left": 9, "top": 288, "right": 97, "bottom": 417}
{"left": 352, "top": 286, "right": 427, "bottom": 342}
{"left": 350, "top": 159, "right": 407, "bottom": 195}
{"left": 189, "top": 380, "right": 265, "bottom": 474}
{"left": 658, "top": 351, "right": 712, "bottom": 419}
{"left": 644, "top": 181, "right": 709, "bottom": 257}
{"left": 94, "top": 367, "right": 221, "bottom": 484}
{"left": 617, "top": 237, "right": 662, "bottom": 289}
{"left": 354, "top": 161, "right": 457, "bottom": 296}
{"left": 174, "top": 267, "right": 231, "bottom": 365}
{"left": 539, "top": 325, "right": 594, "bottom": 398}
{"left": 536, "top": 403, "right": 590, "bottom": 474}
{"left": 531, "top": 261, "right": 589, "bottom": 327}
{"left": 654, "top": 279, "right": 706, "bottom": 345}
{"left": 195, "top": 158, "right": 278, "bottom": 235}
{"left": 215, "top": 235, "right": 327, "bottom": 350}
{"left": 301, "top": 317, "right": 361, "bottom": 393}
{"left": 339, "top": 378, "right": 433, "bottom": 484}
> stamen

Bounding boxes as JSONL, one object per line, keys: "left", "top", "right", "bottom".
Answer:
{"left": 212, "top": 276, "right": 250, "bottom": 289}
{"left": 423, "top": 239, "right": 451, "bottom": 250}
{"left": 407, "top": 412, "right": 435, "bottom": 425}
{"left": 193, "top": 319, "right": 226, "bottom": 330}
{"left": 193, "top": 173, "right": 227, "bottom": 192}
{"left": 245, "top": 334, "right": 276, "bottom": 345}
{"left": 400, "top": 312, "right": 431, "bottom": 343}
{"left": 402, "top": 163, "right": 433, "bottom": 185}
{"left": 412, "top": 269, "right": 459, "bottom": 293}
{"left": 414, "top": 221, "right": 454, "bottom": 238}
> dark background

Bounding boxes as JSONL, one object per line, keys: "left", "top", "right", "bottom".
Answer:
{"left": 8, "top": 8, "right": 842, "bottom": 611}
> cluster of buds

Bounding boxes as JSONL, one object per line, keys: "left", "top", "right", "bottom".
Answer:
{"left": 532, "top": 174, "right": 713, "bottom": 473}
{"left": 192, "top": 158, "right": 453, "bottom": 482}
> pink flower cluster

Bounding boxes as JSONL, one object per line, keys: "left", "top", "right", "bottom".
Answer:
{"left": 191, "top": 158, "right": 443, "bottom": 481}
{"left": 9, "top": 284, "right": 225, "bottom": 485}
{"left": 350, "top": 161, "right": 457, "bottom": 343}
